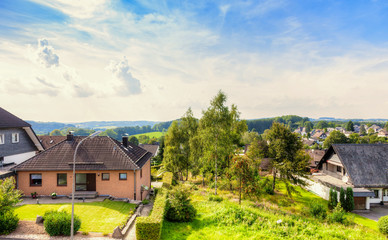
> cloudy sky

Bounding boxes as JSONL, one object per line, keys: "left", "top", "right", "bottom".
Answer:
{"left": 1, "top": 0, "right": 388, "bottom": 122}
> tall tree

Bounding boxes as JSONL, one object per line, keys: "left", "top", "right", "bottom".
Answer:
{"left": 199, "top": 90, "right": 246, "bottom": 195}
{"left": 323, "top": 130, "right": 347, "bottom": 148}
{"left": 129, "top": 136, "right": 139, "bottom": 145}
{"left": 180, "top": 108, "right": 199, "bottom": 180}
{"left": 345, "top": 121, "right": 354, "bottom": 131}
{"left": 304, "top": 121, "right": 313, "bottom": 134}
{"left": 359, "top": 125, "right": 367, "bottom": 135}
{"left": 50, "top": 129, "right": 63, "bottom": 136}
{"left": 265, "top": 122, "right": 310, "bottom": 196}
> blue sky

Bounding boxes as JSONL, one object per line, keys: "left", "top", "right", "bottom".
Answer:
{"left": 1, "top": 0, "right": 388, "bottom": 122}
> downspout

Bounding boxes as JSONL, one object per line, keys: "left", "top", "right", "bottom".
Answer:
{"left": 134, "top": 170, "right": 136, "bottom": 200}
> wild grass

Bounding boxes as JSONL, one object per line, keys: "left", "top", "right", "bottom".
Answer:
{"left": 130, "top": 131, "right": 165, "bottom": 139}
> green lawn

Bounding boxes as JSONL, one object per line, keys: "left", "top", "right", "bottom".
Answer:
{"left": 130, "top": 132, "right": 165, "bottom": 139}
{"left": 14, "top": 200, "right": 136, "bottom": 233}
{"left": 161, "top": 182, "right": 384, "bottom": 240}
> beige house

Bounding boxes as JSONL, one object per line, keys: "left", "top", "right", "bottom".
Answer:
{"left": 13, "top": 134, "right": 152, "bottom": 200}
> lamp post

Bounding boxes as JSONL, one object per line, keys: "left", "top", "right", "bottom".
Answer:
{"left": 70, "top": 131, "right": 101, "bottom": 240}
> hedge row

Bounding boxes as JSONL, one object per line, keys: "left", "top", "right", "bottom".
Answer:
{"left": 136, "top": 189, "right": 168, "bottom": 240}
{"left": 162, "top": 172, "right": 173, "bottom": 189}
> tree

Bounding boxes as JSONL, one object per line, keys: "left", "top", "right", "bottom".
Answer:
{"left": 315, "top": 121, "right": 329, "bottom": 129}
{"left": 138, "top": 135, "right": 150, "bottom": 144}
{"left": 0, "top": 177, "right": 22, "bottom": 211}
{"left": 265, "top": 122, "right": 310, "bottom": 196}
{"left": 359, "top": 125, "right": 367, "bottom": 135}
{"left": 345, "top": 121, "right": 354, "bottom": 131}
{"left": 329, "top": 188, "right": 338, "bottom": 210}
{"left": 348, "top": 133, "right": 360, "bottom": 144}
{"left": 50, "top": 129, "right": 63, "bottom": 136}
{"left": 345, "top": 187, "right": 354, "bottom": 212}
{"left": 231, "top": 155, "right": 256, "bottom": 204}
{"left": 164, "top": 121, "right": 185, "bottom": 180}
{"left": 304, "top": 121, "right": 313, "bottom": 134}
{"left": 100, "top": 129, "right": 118, "bottom": 139}
{"left": 199, "top": 90, "right": 246, "bottom": 195}
{"left": 242, "top": 131, "right": 259, "bottom": 146}
{"left": 129, "top": 136, "right": 139, "bottom": 145}
{"left": 339, "top": 187, "right": 346, "bottom": 209}
{"left": 148, "top": 137, "right": 158, "bottom": 145}
{"left": 385, "top": 122, "right": 388, "bottom": 132}
{"left": 323, "top": 130, "right": 347, "bottom": 149}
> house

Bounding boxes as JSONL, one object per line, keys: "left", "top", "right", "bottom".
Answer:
{"left": 311, "top": 130, "right": 327, "bottom": 141}
{"left": 368, "top": 124, "right": 382, "bottom": 133}
{"left": 139, "top": 143, "right": 159, "bottom": 158}
{"left": 0, "top": 107, "right": 43, "bottom": 179}
{"left": 378, "top": 130, "right": 388, "bottom": 138}
{"left": 38, "top": 135, "right": 67, "bottom": 149}
{"left": 313, "top": 144, "right": 388, "bottom": 210}
{"left": 294, "top": 127, "right": 307, "bottom": 136}
{"left": 305, "top": 149, "right": 325, "bottom": 169}
{"left": 302, "top": 139, "right": 316, "bottom": 147}
{"left": 12, "top": 133, "right": 152, "bottom": 200}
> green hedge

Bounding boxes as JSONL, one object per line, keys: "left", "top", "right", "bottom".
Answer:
{"left": 162, "top": 172, "right": 173, "bottom": 189}
{"left": 136, "top": 189, "right": 168, "bottom": 240}
{"left": 43, "top": 210, "right": 81, "bottom": 236}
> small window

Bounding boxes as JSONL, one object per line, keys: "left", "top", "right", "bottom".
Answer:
{"left": 336, "top": 166, "right": 341, "bottom": 173}
{"left": 0, "top": 134, "right": 4, "bottom": 144}
{"left": 384, "top": 189, "right": 388, "bottom": 197}
{"left": 119, "top": 173, "right": 127, "bottom": 180}
{"left": 57, "top": 173, "right": 67, "bottom": 186}
{"left": 140, "top": 169, "right": 143, "bottom": 178}
{"left": 102, "top": 173, "right": 110, "bottom": 181}
{"left": 373, "top": 190, "right": 379, "bottom": 198}
{"left": 11, "top": 133, "right": 19, "bottom": 143}
{"left": 30, "top": 174, "right": 42, "bottom": 186}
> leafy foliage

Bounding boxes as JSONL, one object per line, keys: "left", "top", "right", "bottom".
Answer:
{"left": 378, "top": 216, "right": 388, "bottom": 234}
{"left": 339, "top": 187, "right": 346, "bottom": 209}
{"left": 43, "top": 210, "right": 81, "bottom": 236}
{"left": 328, "top": 188, "right": 338, "bottom": 210}
{"left": 323, "top": 130, "right": 347, "bottom": 148}
{"left": 0, "top": 177, "right": 22, "bottom": 212}
{"left": 328, "top": 203, "right": 346, "bottom": 224}
{"left": 309, "top": 202, "right": 327, "bottom": 219}
{"left": 166, "top": 186, "right": 196, "bottom": 222}
{"left": 0, "top": 209, "right": 19, "bottom": 235}
{"left": 344, "top": 187, "right": 354, "bottom": 212}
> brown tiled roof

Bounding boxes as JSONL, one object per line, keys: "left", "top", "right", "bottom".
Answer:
{"left": 13, "top": 136, "right": 152, "bottom": 171}
{"left": 0, "top": 107, "right": 31, "bottom": 128}
{"left": 306, "top": 149, "right": 325, "bottom": 167}
{"left": 38, "top": 136, "right": 67, "bottom": 150}
{"left": 139, "top": 144, "right": 159, "bottom": 157}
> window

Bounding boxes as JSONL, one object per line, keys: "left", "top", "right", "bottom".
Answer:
{"left": 102, "top": 173, "right": 110, "bottom": 181}
{"left": 0, "top": 134, "right": 4, "bottom": 144}
{"left": 11, "top": 133, "right": 19, "bottom": 143}
{"left": 30, "top": 174, "right": 42, "bottom": 186}
{"left": 57, "top": 173, "right": 67, "bottom": 186}
{"left": 336, "top": 166, "right": 341, "bottom": 173}
{"left": 119, "top": 173, "right": 127, "bottom": 180}
{"left": 140, "top": 169, "right": 143, "bottom": 178}
{"left": 384, "top": 189, "right": 388, "bottom": 197}
{"left": 373, "top": 190, "right": 379, "bottom": 198}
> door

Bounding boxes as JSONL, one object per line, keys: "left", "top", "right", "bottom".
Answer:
{"left": 86, "top": 174, "right": 96, "bottom": 191}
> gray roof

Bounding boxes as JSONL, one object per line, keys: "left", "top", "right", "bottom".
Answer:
{"left": 320, "top": 144, "right": 388, "bottom": 188}
{"left": 0, "top": 107, "right": 31, "bottom": 128}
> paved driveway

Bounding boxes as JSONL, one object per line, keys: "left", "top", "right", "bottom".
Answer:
{"left": 355, "top": 205, "right": 388, "bottom": 221}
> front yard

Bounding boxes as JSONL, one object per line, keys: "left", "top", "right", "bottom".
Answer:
{"left": 14, "top": 199, "right": 136, "bottom": 234}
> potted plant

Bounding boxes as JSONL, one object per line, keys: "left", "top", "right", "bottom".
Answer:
{"left": 51, "top": 192, "right": 57, "bottom": 199}
{"left": 31, "top": 192, "right": 37, "bottom": 199}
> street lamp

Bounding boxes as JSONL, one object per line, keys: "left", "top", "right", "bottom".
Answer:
{"left": 71, "top": 131, "right": 101, "bottom": 239}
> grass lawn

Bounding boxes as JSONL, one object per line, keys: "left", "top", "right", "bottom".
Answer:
{"left": 130, "top": 131, "right": 165, "bottom": 139}
{"left": 161, "top": 181, "right": 385, "bottom": 240}
{"left": 14, "top": 200, "right": 136, "bottom": 233}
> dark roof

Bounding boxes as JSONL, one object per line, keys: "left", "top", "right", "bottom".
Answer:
{"left": 0, "top": 107, "right": 31, "bottom": 128}
{"left": 38, "top": 136, "right": 67, "bottom": 150}
{"left": 13, "top": 136, "right": 152, "bottom": 171}
{"left": 306, "top": 149, "right": 326, "bottom": 168}
{"left": 320, "top": 144, "right": 388, "bottom": 188}
{"left": 139, "top": 144, "right": 159, "bottom": 157}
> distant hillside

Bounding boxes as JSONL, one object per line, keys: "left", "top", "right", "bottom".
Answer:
{"left": 27, "top": 121, "right": 75, "bottom": 135}
{"left": 74, "top": 121, "right": 159, "bottom": 129}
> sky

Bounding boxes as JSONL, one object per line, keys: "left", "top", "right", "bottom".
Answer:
{"left": 1, "top": 0, "right": 388, "bottom": 122}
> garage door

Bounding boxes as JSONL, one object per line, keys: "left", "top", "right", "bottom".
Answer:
{"left": 354, "top": 197, "right": 366, "bottom": 210}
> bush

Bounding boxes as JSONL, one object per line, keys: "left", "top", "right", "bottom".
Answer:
{"left": 43, "top": 210, "right": 81, "bottom": 236}
{"left": 309, "top": 202, "right": 327, "bottom": 219}
{"left": 328, "top": 188, "right": 338, "bottom": 210}
{"left": 142, "top": 199, "right": 150, "bottom": 205}
{"left": 212, "top": 205, "right": 258, "bottom": 226}
{"left": 136, "top": 190, "right": 168, "bottom": 240}
{"left": 208, "top": 194, "right": 223, "bottom": 202}
{"left": 344, "top": 187, "right": 354, "bottom": 212}
{"left": 339, "top": 187, "right": 345, "bottom": 209}
{"left": 328, "top": 203, "right": 346, "bottom": 224}
{"left": 166, "top": 186, "right": 196, "bottom": 222}
{"left": 162, "top": 172, "right": 173, "bottom": 189}
{"left": 378, "top": 216, "right": 388, "bottom": 234}
{"left": 0, "top": 210, "right": 19, "bottom": 235}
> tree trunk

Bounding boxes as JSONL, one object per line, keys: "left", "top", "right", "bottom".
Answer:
{"left": 272, "top": 168, "right": 276, "bottom": 192}
{"left": 186, "top": 164, "right": 189, "bottom": 181}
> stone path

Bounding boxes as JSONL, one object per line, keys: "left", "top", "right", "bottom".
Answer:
{"left": 124, "top": 202, "right": 154, "bottom": 240}
{"left": 354, "top": 205, "right": 388, "bottom": 221}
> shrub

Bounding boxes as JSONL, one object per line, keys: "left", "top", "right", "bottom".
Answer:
{"left": 136, "top": 190, "right": 168, "bottom": 240}
{"left": 328, "top": 188, "right": 338, "bottom": 210}
{"left": 378, "top": 215, "right": 388, "bottom": 234}
{"left": 166, "top": 186, "right": 196, "bottom": 222}
{"left": 309, "top": 202, "right": 327, "bottom": 219}
{"left": 212, "top": 205, "right": 258, "bottom": 226}
{"left": 0, "top": 210, "right": 19, "bottom": 235}
{"left": 208, "top": 194, "right": 223, "bottom": 202}
{"left": 43, "top": 210, "right": 81, "bottom": 236}
{"left": 328, "top": 203, "right": 346, "bottom": 224}
{"left": 344, "top": 187, "right": 354, "bottom": 212}
{"left": 162, "top": 172, "right": 173, "bottom": 189}
{"left": 339, "top": 187, "right": 345, "bottom": 209}
{"left": 142, "top": 199, "right": 150, "bottom": 205}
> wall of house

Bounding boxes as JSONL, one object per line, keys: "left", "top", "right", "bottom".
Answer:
{"left": 136, "top": 160, "right": 151, "bottom": 201}
{"left": 4, "top": 151, "right": 36, "bottom": 165}
{"left": 304, "top": 178, "right": 332, "bottom": 200}
{"left": 17, "top": 170, "right": 135, "bottom": 199}
{"left": 0, "top": 128, "right": 37, "bottom": 163}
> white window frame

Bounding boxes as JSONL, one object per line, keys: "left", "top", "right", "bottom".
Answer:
{"left": 0, "top": 134, "right": 4, "bottom": 144}
{"left": 11, "top": 133, "right": 19, "bottom": 143}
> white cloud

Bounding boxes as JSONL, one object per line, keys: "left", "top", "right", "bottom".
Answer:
{"left": 35, "top": 38, "right": 59, "bottom": 68}
{"left": 107, "top": 57, "right": 142, "bottom": 95}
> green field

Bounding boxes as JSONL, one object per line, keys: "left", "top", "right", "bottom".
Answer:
{"left": 14, "top": 200, "right": 136, "bottom": 233}
{"left": 130, "top": 131, "right": 165, "bottom": 139}
{"left": 161, "top": 181, "right": 384, "bottom": 240}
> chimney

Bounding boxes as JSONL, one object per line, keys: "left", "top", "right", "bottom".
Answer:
{"left": 67, "top": 131, "right": 74, "bottom": 141}
{"left": 122, "top": 134, "right": 129, "bottom": 148}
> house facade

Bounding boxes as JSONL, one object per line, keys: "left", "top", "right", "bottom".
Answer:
{"left": 13, "top": 134, "right": 152, "bottom": 200}
{"left": 0, "top": 107, "right": 43, "bottom": 179}
{"left": 314, "top": 144, "right": 388, "bottom": 210}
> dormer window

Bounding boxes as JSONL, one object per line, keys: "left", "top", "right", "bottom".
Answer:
{"left": 0, "top": 134, "right": 4, "bottom": 144}
{"left": 12, "top": 133, "right": 19, "bottom": 143}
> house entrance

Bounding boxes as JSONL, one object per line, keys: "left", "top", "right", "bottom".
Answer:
{"left": 75, "top": 173, "right": 96, "bottom": 191}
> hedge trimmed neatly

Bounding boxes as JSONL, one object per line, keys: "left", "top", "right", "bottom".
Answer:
{"left": 378, "top": 215, "right": 388, "bottom": 234}
{"left": 162, "top": 172, "right": 173, "bottom": 189}
{"left": 136, "top": 190, "right": 168, "bottom": 240}
{"left": 43, "top": 210, "right": 81, "bottom": 236}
